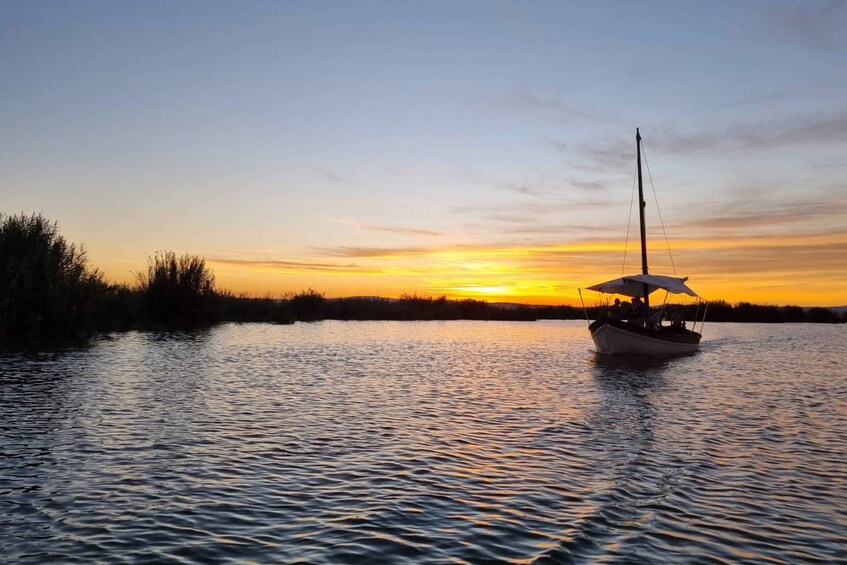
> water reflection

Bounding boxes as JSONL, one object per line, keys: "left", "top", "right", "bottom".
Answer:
{"left": 0, "top": 321, "right": 844, "bottom": 563}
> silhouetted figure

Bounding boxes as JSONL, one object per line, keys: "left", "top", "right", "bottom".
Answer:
{"left": 607, "top": 298, "right": 624, "bottom": 320}
{"left": 670, "top": 309, "right": 686, "bottom": 330}
{"left": 648, "top": 309, "right": 667, "bottom": 330}
{"left": 629, "top": 296, "right": 649, "bottom": 327}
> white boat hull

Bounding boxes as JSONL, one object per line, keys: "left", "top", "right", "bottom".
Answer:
{"left": 590, "top": 320, "right": 701, "bottom": 355}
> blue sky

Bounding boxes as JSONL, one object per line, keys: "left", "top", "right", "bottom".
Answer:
{"left": 2, "top": 1, "right": 846, "bottom": 304}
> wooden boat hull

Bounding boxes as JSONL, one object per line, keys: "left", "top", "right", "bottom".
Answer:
{"left": 589, "top": 319, "right": 701, "bottom": 355}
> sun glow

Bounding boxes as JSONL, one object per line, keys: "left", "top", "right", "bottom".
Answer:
{"left": 449, "top": 285, "right": 512, "bottom": 297}
{"left": 170, "top": 227, "right": 847, "bottom": 308}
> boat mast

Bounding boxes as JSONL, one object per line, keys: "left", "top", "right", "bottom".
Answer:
{"left": 636, "top": 128, "right": 650, "bottom": 307}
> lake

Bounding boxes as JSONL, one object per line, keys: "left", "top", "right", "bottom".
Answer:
{"left": 1, "top": 320, "right": 845, "bottom": 563}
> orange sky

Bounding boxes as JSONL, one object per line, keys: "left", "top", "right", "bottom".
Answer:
{"left": 97, "top": 227, "right": 846, "bottom": 307}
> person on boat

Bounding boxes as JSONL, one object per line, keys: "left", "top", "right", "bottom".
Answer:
{"left": 607, "top": 298, "right": 624, "bottom": 320}
{"left": 648, "top": 309, "right": 667, "bottom": 330}
{"left": 628, "top": 296, "right": 649, "bottom": 326}
{"left": 670, "top": 309, "right": 686, "bottom": 330}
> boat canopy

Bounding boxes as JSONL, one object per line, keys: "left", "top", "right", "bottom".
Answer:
{"left": 586, "top": 273, "right": 699, "bottom": 298}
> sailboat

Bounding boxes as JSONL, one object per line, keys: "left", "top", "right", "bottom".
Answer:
{"left": 585, "top": 129, "right": 705, "bottom": 355}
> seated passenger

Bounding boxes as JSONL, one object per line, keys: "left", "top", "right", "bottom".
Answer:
{"left": 607, "top": 298, "right": 624, "bottom": 320}
{"left": 648, "top": 309, "right": 667, "bottom": 330}
{"left": 670, "top": 309, "right": 686, "bottom": 329}
{"left": 628, "top": 296, "right": 648, "bottom": 326}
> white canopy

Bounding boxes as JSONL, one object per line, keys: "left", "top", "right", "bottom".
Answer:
{"left": 586, "top": 273, "right": 699, "bottom": 298}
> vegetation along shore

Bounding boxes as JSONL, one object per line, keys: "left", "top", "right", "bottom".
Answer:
{"left": 1, "top": 213, "right": 843, "bottom": 345}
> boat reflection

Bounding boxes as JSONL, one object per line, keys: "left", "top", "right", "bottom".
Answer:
{"left": 591, "top": 350, "right": 698, "bottom": 374}
{"left": 540, "top": 348, "right": 686, "bottom": 560}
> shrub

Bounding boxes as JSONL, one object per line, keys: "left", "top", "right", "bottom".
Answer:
{"left": 287, "top": 288, "right": 326, "bottom": 321}
{"left": 215, "top": 290, "right": 294, "bottom": 324}
{"left": 90, "top": 283, "right": 144, "bottom": 331}
{"left": 0, "top": 213, "right": 104, "bottom": 341}
{"left": 136, "top": 251, "right": 216, "bottom": 326}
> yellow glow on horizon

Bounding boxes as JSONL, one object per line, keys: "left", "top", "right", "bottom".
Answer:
{"left": 449, "top": 285, "right": 512, "bottom": 296}
{"left": 98, "top": 230, "right": 847, "bottom": 307}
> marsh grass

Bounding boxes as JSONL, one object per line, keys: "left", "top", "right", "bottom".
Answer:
{"left": 0, "top": 213, "right": 104, "bottom": 341}
{"left": 136, "top": 252, "right": 217, "bottom": 327}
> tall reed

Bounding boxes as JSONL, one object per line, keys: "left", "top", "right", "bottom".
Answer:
{"left": 0, "top": 213, "right": 104, "bottom": 341}
{"left": 136, "top": 251, "right": 217, "bottom": 326}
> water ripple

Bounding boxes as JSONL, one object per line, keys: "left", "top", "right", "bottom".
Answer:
{"left": 1, "top": 321, "right": 845, "bottom": 562}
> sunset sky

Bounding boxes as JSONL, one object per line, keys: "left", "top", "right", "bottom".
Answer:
{"left": 2, "top": 1, "right": 845, "bottom": 306}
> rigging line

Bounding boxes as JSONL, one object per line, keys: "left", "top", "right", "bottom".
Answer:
{"left": 640, "top": 140, "right": 677, "bottom": 276}
{"left": 622, "top": 158, "right": 638, "bottom": 277}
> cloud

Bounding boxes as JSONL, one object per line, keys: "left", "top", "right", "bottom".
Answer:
{"left": 330, "top": 219, "right": 443, "bottom": 237}
{"left": 450, "top": 198, "right": 621, "bottom": 241}
{"left": 453, "top": 199, "right": 613, "bottom": 217}
{"left": 305, "top": 229, "right": 847, "bottom": 286}
{"left": 319, "top": 169, "right": 347, "bottom": 183}
{"left": 502, "top": 223, "right": 614, "bottom": 235}
{"left": 763, "top": 1, "right": 847, "bottom": 52}
{"left": 489, "top": 89, "right": 608, "bottom": 124}
{"left": 550, "top": 136, "right": 633, "bottom": 172}
{"left": 502, "top": 183, "right": 545, "bottom": 198}
{"left": 570, "top": 179, "right": 608, "bottom": 191}
{"left": 651, "top": 113, "right": 847, "bottom": 155}
{"left": 694, "top": 88, "right": 803, "bottom": 113}
{"left": 312, "top": 239, "right": 623, "bottom": 265}
{"left": 559, "top": 111, "right": 847, "bottom": 171}
{"left": 455, "top": 164, "right": 587, "bottom": 200}
{"left": 675, "top": 189, "right": 847, "bottom": 233}
{"left": 682, "top": 201, "right": 847, "bottom": 231}
{"left": 681, "top": 238, "right": 847, "bottom": 276}
{"left": 208, "top": 257, "right": 360, "bottom": 272}
{"left": 314, "top": 245, "right": 436, "bottom": 259}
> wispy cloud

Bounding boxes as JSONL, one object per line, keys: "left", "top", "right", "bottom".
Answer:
{"left": 314, "top": 245, "right": 437, "bottom": 259}
{"left": 208, "top": 257, "right": 361, "bottom": 272}
{"left": 551, "top": 137, "right": 633, "bottom": 172}
{"left": 651, "top": 112, "right": 847, "bottom": 154}
{"left": 453, "top": 199, "right": 613, "bottom": 217}
{"left": 329, "top": 219, "right": 443, "bottom": 237}
{"left": 319, "top": 169, "right": 347, "bottom": 183}
{"left": 675, "top": 188, "right": 847, "bottom": 233}
{"left": 502, "top": 223, "right": 614, "bottom": 235}
{"left": 570, "top": 179, "right": 608, "bottom": 191}
{"left": 693, "top": 87, "right": 803, "bottom": 113}
{"left": 455, "top": 164, "right": 581, "bottom": 200}
{"left": 560, "top": 111, "right": 847, "bottom": 171}
{"left": 228, "top": 248, "right": 282, "bottom": 254}
{"left": 489, "top": 89, "right": 609, "bottom": 124}
{"left": 763, "top": 0, "right": 847, "bottom": 52}
{"left": 501, "top": 183, "right": 546, "bottom": 198}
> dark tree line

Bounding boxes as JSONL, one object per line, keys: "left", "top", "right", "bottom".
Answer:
{"left": 1, "top": 213, "right": 843, "bottom": 344}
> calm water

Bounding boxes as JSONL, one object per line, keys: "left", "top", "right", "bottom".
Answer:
{"left": 1, "top": 321, "right": 845, "bottom": 563}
